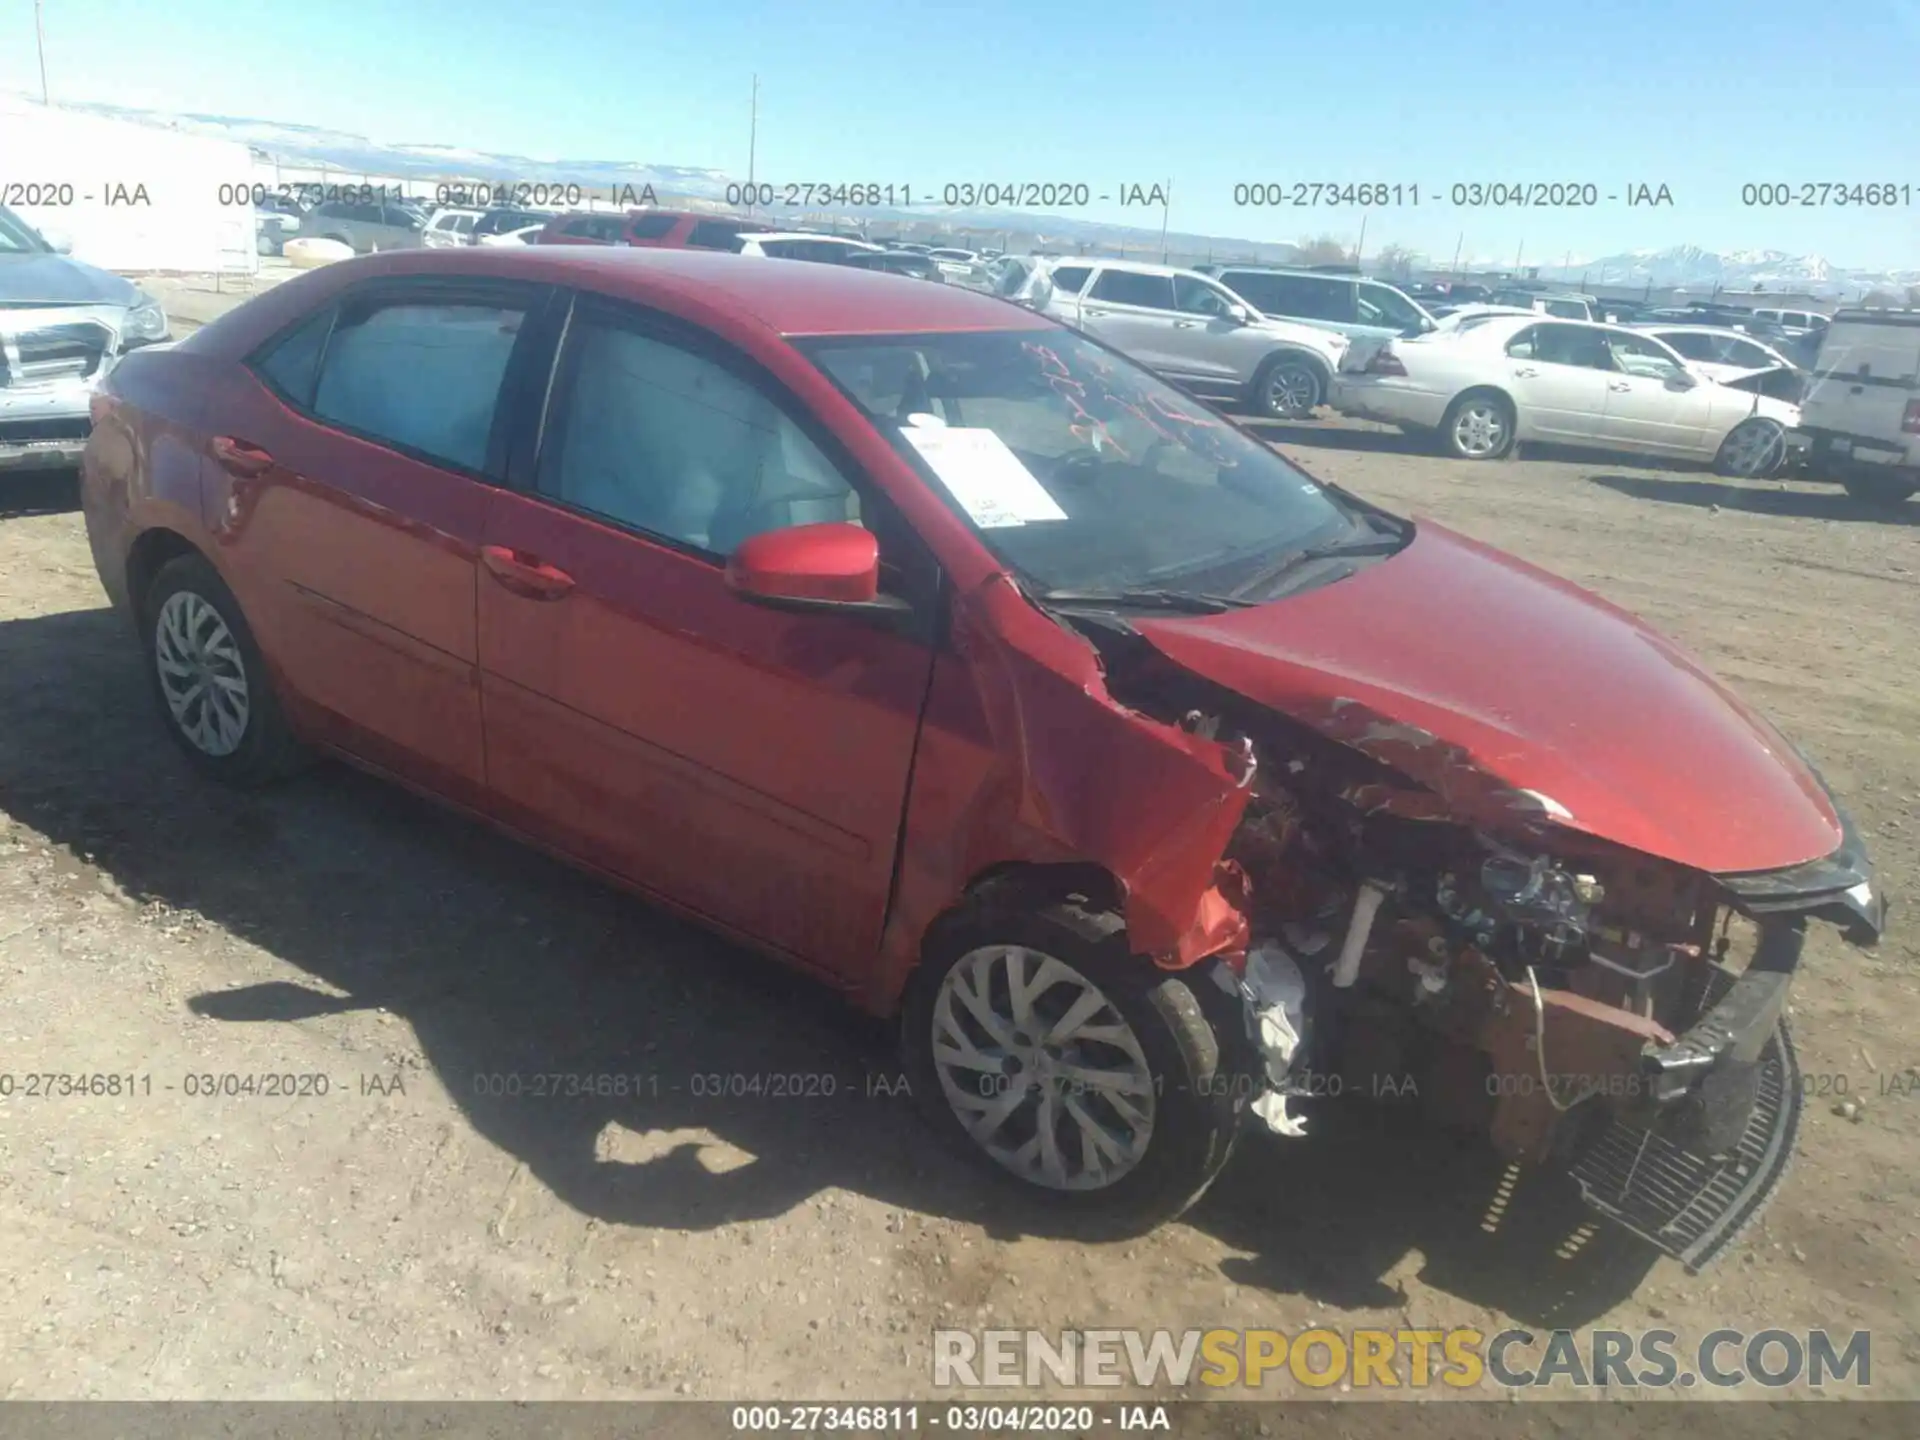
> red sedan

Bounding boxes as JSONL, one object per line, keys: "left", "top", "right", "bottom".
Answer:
{"left": 81, "top": 248, "right": 1884, "bottom": 1263}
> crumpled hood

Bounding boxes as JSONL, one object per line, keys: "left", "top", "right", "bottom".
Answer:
{"left": 1135, "top": 522, "right": 1842, "bottom": 875}
{"left": 0, "top": 252, "right": 140, "bottom": 308}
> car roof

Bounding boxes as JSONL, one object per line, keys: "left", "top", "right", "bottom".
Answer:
{"left": 751, "top": 231, "right": 879, "bottom": 244}
{"left": 326, "top": 247, "right": 1053, "bottom": 337}
{"left": 1639, "top": 323, "right": 1772, "bottom": 338}
{"left": 1067, "top": 258, "right": 1211, "bottom": 278}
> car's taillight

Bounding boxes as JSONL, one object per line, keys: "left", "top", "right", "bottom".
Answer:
{"left": 1367, "top": 347, "right": 1408, "bottom": 377}
{"left": 1902, "top": 398, "right": 1920, "bottom": 435}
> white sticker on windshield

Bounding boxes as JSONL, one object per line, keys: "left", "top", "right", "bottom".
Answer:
{"left": 900, "top": 425, "right": 1068, "bottom": 529}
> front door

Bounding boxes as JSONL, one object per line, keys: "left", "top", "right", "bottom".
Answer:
{"left": 475, "top": 295, "right": 940, "bottom": 976}
{"left": 1597, "top": 331, "right": 1717, "bottom": 456}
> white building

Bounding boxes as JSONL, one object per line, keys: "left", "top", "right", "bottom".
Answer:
{"left": 0, "top": 96, "right": 258, "bottom": 275}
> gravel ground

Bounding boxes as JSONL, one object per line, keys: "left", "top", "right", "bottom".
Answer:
{"left": 0, "top": 291, "right": 1916, "bottom": 1404}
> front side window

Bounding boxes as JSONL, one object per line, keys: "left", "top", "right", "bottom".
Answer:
{"left": 800, "top": 328, "right": 1354, "bottom": 596}
{"left": 1604, "top": 332, "right": 1690, "bottom": 381}
{"left": 310, "top": 297, "right": 526, "bottom": 473}
{"left": 1087, "top": 270, "right": 1177, "bottom": 310}
{"left": 1357, "top": 283, "right": 1425, "bottom": 330}
{"left": 540, "top": 320, "right": 861, "bottom": 556}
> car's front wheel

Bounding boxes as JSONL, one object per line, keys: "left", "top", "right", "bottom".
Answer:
{"left": 1714, "top": 417, "right": 1788, "bottom": 479}
{"left": 901, "top": 894, "right": 1251, "bottom": 1233}
{"left": 1251, "top": 352, "right": 1326, "bottom": 420}
{"left": 143, "top": 553, "right": 309, "bottom": 786}
{"left": 1439, "top": 390, "right": 1516, "bottom": 460}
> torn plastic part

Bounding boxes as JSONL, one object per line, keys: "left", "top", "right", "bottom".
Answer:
{"left": 1331, "top": 880, "right": 1390, "bottom": 988}
{"left": 1216, "top": 941, "right": 1312, "bottom": 1137}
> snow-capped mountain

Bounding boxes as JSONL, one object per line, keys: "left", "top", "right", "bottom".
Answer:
{"left": 1530, "top": 245, "right": 1917, "bottom": 297}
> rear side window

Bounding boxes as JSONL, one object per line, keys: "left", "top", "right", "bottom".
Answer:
{"left": 1088, "top": 270, "right": 1176, "bottom": 309}
{"left": 251, "top": 308, "right": 336, "bottom": 409}
{"left": 625, "top": 213, "right": 680, "bottom": 239}
{"left": 1049, "top": 265, "right": 1093, "bottom": 294}
{"left": 310, "top": 298, "right": 528, "bottom": 473}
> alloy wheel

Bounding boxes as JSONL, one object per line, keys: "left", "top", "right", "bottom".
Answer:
{"left": 930, "top": 945, "right": 1157, "bottom": 1191}
{"left": 1264, "top": 365, "right": 1319, "bottom": 418}
{"left": 1721, "top": 420, "right": 1785, "bottom": 479}
{"left": 154, "top": 591, "right": 251, "bottom": 757}
{"left": 1451, "top": 401, "right": 1508, "bottom": 458}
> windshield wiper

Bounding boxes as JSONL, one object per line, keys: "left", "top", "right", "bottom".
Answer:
{"left": 1034, "top": 586, "right": 1253, "bottom": 614}
{"left": 1227, "top": 530, "right": 1409, "bottom": 600}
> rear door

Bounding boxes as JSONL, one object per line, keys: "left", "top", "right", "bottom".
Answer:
{"left": 474, "top": 293, "right": 941, "bottom": 973}
{"left": 1502, "top": 322, "right": 1613, "bottom": 441}
{"left": 1802, "top": 315, "right": 1920, "bottom": 459}
{"left": 1075, "top": 268, "right": 1185, "bottom": 375}
{"left": 1167, "top": 273, "right": 1257, "bottom": 384}
{"left": 206, "top": 275, "right": 551, "bottom": 805}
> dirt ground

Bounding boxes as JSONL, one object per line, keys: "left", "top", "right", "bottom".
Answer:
{"left": 1, "top": 292, "right": 1916, "bottom": 1404}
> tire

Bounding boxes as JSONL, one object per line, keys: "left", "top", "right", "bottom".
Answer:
{"left": 1438, "top": 390, "right": 1516, "bottom": 460}
{"left": 1250, "top": 352, "right": 1327, "bottom": 420}
{"left": 1714, "top": 417, "right": 1788, "bottom": 479}
{"left": 901, "top": 892, "right": 1253, "bottom": 1234}
{"left": 142, "top": 553, "right": 310, "bottom": 787}
{"left": 1841, "top": 472, "right": 1917, "bottom": 507}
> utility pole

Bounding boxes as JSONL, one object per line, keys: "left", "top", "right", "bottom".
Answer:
{"left": 1354, "top": 213, "right": 1368, "bottom": 270}
{"left": 745, "top": 74, "right": 758, "bottom": 215}
{"left": 1450, "top": 232, "right": 1464, "bottom": 280}
{"left": 35, "top": 0, "right": 51, "bottom": 103}
{"left": 1158, "top": 178, "right": 1172, "bottom": 263}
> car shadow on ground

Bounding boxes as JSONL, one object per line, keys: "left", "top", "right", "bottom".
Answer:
{"left": 1589, "top": 472, "right": 1920, "bottom": 525}
{"left": 0, "top": 602, "right": 1657, "bottom": 1328}
{"left": 0, "top": 466, "right": 81, "bottom": 519}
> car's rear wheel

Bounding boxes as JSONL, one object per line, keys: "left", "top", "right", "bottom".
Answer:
{"left": 901, "top": 894, "right": 1251, "bottom": 1234}
{"left": 1714, "top": 417, "right": 1788, "bottom": 479}
{"left": 1251, "top": 353, "right": 1326, "bottom": 420}
{"left": 1439, "top": 390, "right": 1516, "bottom": 460}
{"left": 1841, "top": 472, "right": 1917, "bottom": 507}
{"left": 143, "top": 554, "right": 309, "bottom": 787}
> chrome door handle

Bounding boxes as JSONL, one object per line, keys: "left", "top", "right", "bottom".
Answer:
{"left": 1608, "top": 381, "right": 1633, "bottom": 391}
{"left": 1511, "top": 367, "right": 1538, "bottom": 377}
{"left": 1172, "top": 320, "right": 1198, "bottom": 329}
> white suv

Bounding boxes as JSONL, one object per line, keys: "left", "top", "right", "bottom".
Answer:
{"left": 1042, "top": 259, "right": 1351, "bottom": 418}
{"left": 1799, "top": 307, "right": 1920, "bottom": 506}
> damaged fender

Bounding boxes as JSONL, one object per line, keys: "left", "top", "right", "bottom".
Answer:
{"left": 867, "top": 573, "right": 1255, "bottom": 1013}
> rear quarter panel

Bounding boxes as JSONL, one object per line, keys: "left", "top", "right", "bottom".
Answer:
{"left": 81, "top": 347, "right": 227, "bottom": 619}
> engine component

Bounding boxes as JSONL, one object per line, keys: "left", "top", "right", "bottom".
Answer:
{"left": 1331, "top": 881, "right": 1391, "bottom": 988}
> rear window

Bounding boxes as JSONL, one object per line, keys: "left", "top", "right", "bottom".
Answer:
{"left": 688, "top": 220, "right": 758, "bottom": 250}
{"left": 1050, "top": 265, "right": 1093, "bottom": 295}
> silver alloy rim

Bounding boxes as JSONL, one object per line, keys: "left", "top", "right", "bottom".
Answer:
{"left": 154, "top": 591, "right": 251, "bottom": 757}
{"left": 1722, "top": 420, "right": 1784, "bottom": 478}
{"left": 1451, "top": 401, "right": 1507, "bottom": 458}
{"left": 930, "top": 944, "right": 1156, "bottom": 1191}
{"left": 1265, "top": 365, "right": 1318, "bottom": 417}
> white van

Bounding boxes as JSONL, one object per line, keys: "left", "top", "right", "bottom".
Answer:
{"left": 1798, "top": 308, "right": 1920, "bottom": 505}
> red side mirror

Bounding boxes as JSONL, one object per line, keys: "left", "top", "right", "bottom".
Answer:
{"left": 726, "top": 522, "right": 880, "bottom": 606}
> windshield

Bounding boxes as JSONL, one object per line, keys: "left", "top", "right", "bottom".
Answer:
{"left": 796, "top": 328, "right": 1355, "bottom": 595}
{"left": 0, "top": 206, "right": 52, "bottom": 255}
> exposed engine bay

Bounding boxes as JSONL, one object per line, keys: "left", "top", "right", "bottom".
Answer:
{"left": 1064, "top": 615, "right": 1886, "bottom": 1271}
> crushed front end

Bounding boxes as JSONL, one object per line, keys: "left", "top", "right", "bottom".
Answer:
{"left": 1077, "top": 621, "right": 1888, "bottom": 1272}
{"left": 1217, "top": 738, "right": 1885, "bottom": 1271}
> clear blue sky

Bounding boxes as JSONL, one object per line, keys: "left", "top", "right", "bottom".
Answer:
{"left": 3, "top": 0, "right": 1916, "bottom": 268}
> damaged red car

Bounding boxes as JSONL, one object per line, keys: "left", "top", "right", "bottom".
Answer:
{"left": 81, "top": 249, "right": 1887, "bottom": 1270}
